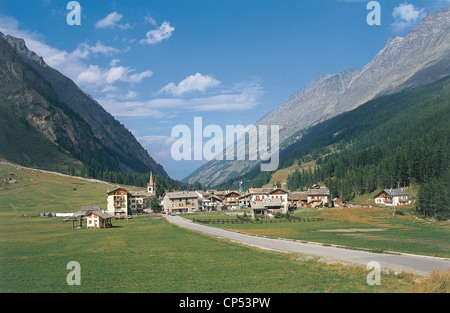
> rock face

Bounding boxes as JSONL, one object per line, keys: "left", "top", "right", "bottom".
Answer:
{"left": 184, "top": 7, "right": 450, "bottom": 186}
{"left": 0, "top": 33, "right": 167, "bottom": 176}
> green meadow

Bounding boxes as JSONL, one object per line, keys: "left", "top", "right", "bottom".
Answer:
{"left": 0, "top": 163, "right": 447, "bottom": 293}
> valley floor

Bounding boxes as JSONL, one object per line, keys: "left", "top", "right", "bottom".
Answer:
{"left": 1, "top": 162, "right": 449, "bottom": 293}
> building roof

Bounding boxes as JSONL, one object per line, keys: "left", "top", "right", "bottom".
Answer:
{"left": 165, "top": 191, "right": 199, "bottom": 199}
{"left": 130, "top": 190, "right": 152, "bottom": 197}
{"left": 107, "top": 187, "right": 129, "bottom": 195}
{"left": 224, "top": 191, "right": 241, "bottom": 197}
{"left": 307, "top": 186, "right": 330, "bottom": 196}
{"left": 195, "top": 190, "right": 210, "bottom": 198}
{"left": 212, "top": 191, "right": 228, "bottom": 197}
{"left": 250, "top": 198, "right": 283, "bottom": 210}
{"left": 87, "top": 210, "right": 114, "bottom": 219}
{"left": 206, "top": 195, "right": 222, "bottom": 201}
{"left": 269, "top": 188, "right": 289, "bottom": 194}
{"left": 288, "top": 193, "right": 308, "bottom": 201}
{"left": 374, "top": 188, "right": 409, "bottom": 198}
{"left": 385, "top": 189, "right": 409, "bottom": 196}
{"left": 148, "top": 172, "right": 154, "bottom": 187}
{"left": 248, "top": 188, "right": 272, "bottom": 195}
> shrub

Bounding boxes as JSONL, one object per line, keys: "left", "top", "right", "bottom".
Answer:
{"left": 395, "top": 209, "right": 405, "bottom": 216}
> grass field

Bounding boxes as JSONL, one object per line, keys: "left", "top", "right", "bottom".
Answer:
{"left": 0, "top": 163, "right": 448, "bottom": 293}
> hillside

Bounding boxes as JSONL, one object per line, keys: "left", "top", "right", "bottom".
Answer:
{"left": 285, "top": 78, "right": 450, "bottom": 219}
{"left": 184, "top": 6, "right": 450, "bottom": 186}
{"left": 0, "top": 33, "right": 166, "bottom": 177}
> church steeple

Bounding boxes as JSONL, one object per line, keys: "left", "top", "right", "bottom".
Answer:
{"left": 147, "top": 172, "right": 156, "bottom": 195}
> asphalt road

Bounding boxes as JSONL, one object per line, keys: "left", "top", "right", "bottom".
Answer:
{"left": 164, "top": 215, "right": 450, "bottom": 276}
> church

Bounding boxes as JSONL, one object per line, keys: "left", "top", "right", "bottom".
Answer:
{"left": 106, "top": 172, "right": 157, "bottom": 218}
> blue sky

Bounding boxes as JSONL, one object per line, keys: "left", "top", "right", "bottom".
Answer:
{"left": 1, "top": 0, "right": 449, "bottom": 179}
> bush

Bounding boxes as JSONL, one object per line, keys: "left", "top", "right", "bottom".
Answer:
{"left": 274, "top": 212, "right": 282, "bottom": 219}
{"left": 395, "top": 209, "right": 405, "bottom": 216}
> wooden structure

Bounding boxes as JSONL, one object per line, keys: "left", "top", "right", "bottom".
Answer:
{"left": 86, "top": 211, "right": 113, "bottom": 229}
{"left": 222, "top": 191, "right": 241, "bottom": 209}
{"left": 288, "top": 192, "right": 308, "bottom": 208}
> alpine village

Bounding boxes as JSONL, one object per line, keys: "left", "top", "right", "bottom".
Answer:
{"left": 0, "top": 3, "right": 449, "bottom": 294}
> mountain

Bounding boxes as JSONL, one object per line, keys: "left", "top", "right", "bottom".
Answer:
{"left": 282, "top": 76, "right": 449, "bottom": 219}
{"left": 0, "top": 33, "right": 167, "bottom": 176}
{"left": 184, "top": 6, "right": 450, "bottom": 186}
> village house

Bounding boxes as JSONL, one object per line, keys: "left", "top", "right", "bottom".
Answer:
{"left": 306, "top": 186, "right": 331, "bottom": 208}
{"left": 244, "top": 187, "right": 289, "bottom": 213}
{"left": 205, "top": 194, "right": 223, "bottom": 211}
{"left": 333, "top": 198, "right": 345, "bottom": 207}
{"left": 288, "top": 192, "right": 308, "bottom": 208}
{"left": 268, "top": 188, "right": 289, "bottom": 213}
{"left": 222, "top": 191, "right": 241, "bottom": 209}
{"left": 86, "top": 210, "right": 114, "bottom": 229}
{"left": 248, "top": 188, "right": 271, "bottom": 202}
{"left": 163, "top": 191, "right": 200, "bottom": 214}
{"left": 106, "top": 187, "right": 129, "bottom": 218}
{"left": 238, "top": 194, "right": 251, "bottom": 209}
{"left": 106, "top": 172, "right": 157, "bottom": 218}
{"left": 251, "top": 198, "right": 283, "bottom": 219}
{"left": 373, "top": 189, "right": 411, "bottom": 207}
{"left": 194, "top": 190, "right": 210, "bottom": 211}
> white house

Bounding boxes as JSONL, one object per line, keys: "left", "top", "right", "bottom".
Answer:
{"left": 373, "top": 189, "right": 411, "bottom": 207}
{"left": 268, "top": 188, "right": 289, "bottom": 213}
{"left": 306, "top": 186, "right": 331, "bottom": 208}
{"left": 106, "top": 172, "right": 157, "bottom": 218}
{"left": 86, "top": 211, "right": 114, "bottom": 229}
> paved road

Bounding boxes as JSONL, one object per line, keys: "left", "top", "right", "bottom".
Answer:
{"left": 164, "top": 215, "right": 450, "bottom": 276}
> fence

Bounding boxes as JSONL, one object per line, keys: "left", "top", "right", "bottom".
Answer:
{"left": 193, "top": 217, "right": 323, "bottom": 225}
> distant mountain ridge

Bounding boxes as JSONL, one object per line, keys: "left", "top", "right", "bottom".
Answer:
{"left": 184, "top": 6, "right": 450, "bottom": 186}
{"left": 0, "top": 32, "right": 167, "bottom": 176}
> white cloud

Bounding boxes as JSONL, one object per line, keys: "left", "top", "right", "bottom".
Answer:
{"left": 140, "top": 21, "right": 174, "bottom": 45}
{"left": 144, "top": 14, "right": 157, "bottom": 26}
{"left": 137, "top": 135, "right": 177, "bottom": 159}
{"left": 72, "top": 41, "right": 120, "bottom": 59}
{"left": 95, "top": 11, "right": 132, "bottom": 30}
{"left": 392, "top": 3, "right": 426, "bottom": 32}
{"left": 126, "top": 70, "right": 154, "bottom": 83}
{"left": 158, "top": 73, "right": 221, "bottom": 97}
{"left": 77, "top": 65, "right": 153, "bottom": 87}
{"left": 110, "top": 59, "right": 120, "bottom": 66}
{"left": 98, "top": 81, "right": 263, "bottom": 117}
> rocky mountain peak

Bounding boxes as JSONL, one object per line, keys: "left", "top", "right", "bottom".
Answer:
{"left": 184, "top": 6, "right": 450, "bottom": 186}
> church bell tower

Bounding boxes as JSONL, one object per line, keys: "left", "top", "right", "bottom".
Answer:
{"left": 147, "top": 172, "right": 156, "bottom": 196}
